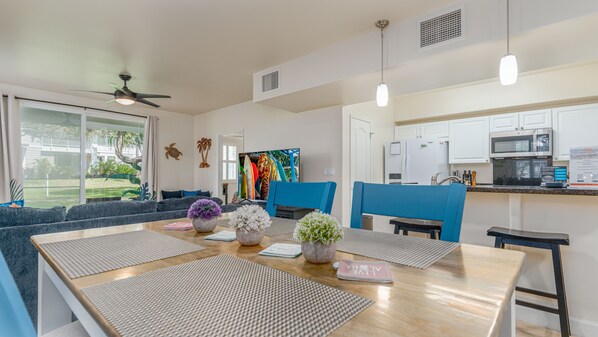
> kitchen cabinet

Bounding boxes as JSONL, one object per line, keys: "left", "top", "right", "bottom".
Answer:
{"left": 394, "top": 125, "right": 419, "bottom": 140}
{"left": 394, "top": 121, "right": 448, "bottom": 140}
{"left": 553, "top": 104, "right": 598, "bottom": 161}
{"left": 489, "top": 109, "right": 551, "bottom": 132}
{"left": 448, "top": 117, "right": 490, "bottom": 164}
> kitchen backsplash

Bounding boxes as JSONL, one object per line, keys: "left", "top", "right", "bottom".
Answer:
{"left": 451, "top": 160, "right": 569, "bottom": 185}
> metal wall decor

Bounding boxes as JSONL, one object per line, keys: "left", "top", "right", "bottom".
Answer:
{"left": 164, "top": 143, "right": 183, "bottom": 160}
{"left": 197, "top": 138, "right": 212, "bottom": 168}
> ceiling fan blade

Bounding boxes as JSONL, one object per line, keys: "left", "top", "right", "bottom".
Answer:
{"left": 70, "top": 89, "right": 114, "bottom": 96}
{"left": 136, "top": 93, "right": 172, "bottom": 99}
{"left": 106, "top": 99, "right": 116, "bottom": 104}
{"left": 136, "top": 98, "right": 160, "bottom": 108}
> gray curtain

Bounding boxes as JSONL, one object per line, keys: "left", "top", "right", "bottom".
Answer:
{"left": 141, "top": 115, "right": 159, "bottom": 200}
{"left": 0, "top": 94, "right": 23, "bottom": 206}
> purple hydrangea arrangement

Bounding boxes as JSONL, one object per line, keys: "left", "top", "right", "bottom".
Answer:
{"left": 187, "top": 199, "right": 222, "bottom": 220}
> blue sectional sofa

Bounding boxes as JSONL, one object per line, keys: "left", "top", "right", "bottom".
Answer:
{"left": 0, "top": 196, "right": 222, "bottom": 326}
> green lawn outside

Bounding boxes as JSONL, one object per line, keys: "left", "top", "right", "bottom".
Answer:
{"left": 24, "top": 178, "right": 138, "bottom": 209}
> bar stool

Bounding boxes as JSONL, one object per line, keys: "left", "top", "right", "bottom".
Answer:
{"left": 487, "top": 226, "right": 571, "bottom": 337}
{"left": 389, "top": 217, "right": 442, "bottom": 239}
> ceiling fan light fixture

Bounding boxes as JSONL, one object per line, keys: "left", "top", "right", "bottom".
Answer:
{"left": 115, "top": 97, "right": 135, "bottom": 105}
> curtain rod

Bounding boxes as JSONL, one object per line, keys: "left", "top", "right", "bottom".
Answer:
{"left": 2, "top": 94, "right": 148, "bottom": 119}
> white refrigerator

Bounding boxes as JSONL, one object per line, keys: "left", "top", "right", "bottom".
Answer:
{"left": 384, "top": 139, "right": 449, "bottom": 185}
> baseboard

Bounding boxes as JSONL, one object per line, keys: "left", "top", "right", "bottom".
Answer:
{"left": 517, "top": 306, "right": 598, "bottom": 337}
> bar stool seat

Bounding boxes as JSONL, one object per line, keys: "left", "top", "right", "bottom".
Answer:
{"left": 487, "top": 227, "right": 570, "bottom": 246}
{"left": 390, "top": 217, "right": 442, "bottom": 239}
{"left": 487, "top": 226, "right": 571, "bottom": 337}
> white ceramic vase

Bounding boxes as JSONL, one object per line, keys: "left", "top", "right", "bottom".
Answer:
{"left": 236, "top": 229, "right": 265, "bottom": 246}
{"left": 301, "top": 241, "right": 337, "bottom": 264}
{"left": 192, "top": 217, "right": 218, "bottom": 233}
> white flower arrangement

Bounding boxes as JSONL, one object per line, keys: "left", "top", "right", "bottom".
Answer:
{"left": 228, "top": 205, "right": 272, "bottom": 232}
{"left": 293, "top": 212, "right": 344, "bottom": 245}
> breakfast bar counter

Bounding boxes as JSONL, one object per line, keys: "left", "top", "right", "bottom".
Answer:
{"left": 466, "top": 185, "right": 598, "bottom": 196}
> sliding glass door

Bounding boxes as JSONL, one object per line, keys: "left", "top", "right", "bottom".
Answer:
{"left": 21, "top": 105, "right": 82, "bottom": 208}
{"left": 20, "top": 101, "right": 145, "bottom": 209}
{"left": 85, "top": 116, "right": 144, "bottom": 203}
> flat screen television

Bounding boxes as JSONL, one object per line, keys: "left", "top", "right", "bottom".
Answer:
{"left": 238, "top": 148, "right": 300, "bottom": 200}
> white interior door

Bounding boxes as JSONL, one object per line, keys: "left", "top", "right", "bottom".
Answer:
{"left": 350, "top": 117, "right": 372, "bottom": 187}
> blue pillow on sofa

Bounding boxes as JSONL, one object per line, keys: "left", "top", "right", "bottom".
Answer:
{"left": 182, "top": 190, "right": 211, "bottom": 197}
{"left": 161, "top": 190, "right": 183, "bottom": 199}
{"left": 0, "top": 206, "right": 66, "bottom": 228}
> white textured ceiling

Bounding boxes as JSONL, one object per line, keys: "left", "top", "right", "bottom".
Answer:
{"left": 0, "top": 0, "right": 455, "bottom": 115}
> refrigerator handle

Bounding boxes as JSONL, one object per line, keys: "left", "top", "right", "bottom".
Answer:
{"left": 403, "top": 154, "right": 408, "bottom": 182}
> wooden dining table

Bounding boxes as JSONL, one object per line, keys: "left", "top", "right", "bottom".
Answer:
{"left": 31, "top": 217, "right": 524, "bottom": 337}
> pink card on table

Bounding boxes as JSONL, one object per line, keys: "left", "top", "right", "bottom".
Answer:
{"left": 163, "top": 222, "right": 193, "bottom": 231}
{"left": 336, "top": 260, "right": 393, "bottom": 283}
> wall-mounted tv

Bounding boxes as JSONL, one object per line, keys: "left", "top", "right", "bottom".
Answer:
{"left": 238, "top": 148, "right": 300, "bottom": 200}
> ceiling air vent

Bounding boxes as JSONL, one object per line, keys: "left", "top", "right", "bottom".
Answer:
{"left": 261, "top": 70, "right": 279, "bottom": 93}
{"left": 419, "top": 8, "right": 462, "bottom": 48}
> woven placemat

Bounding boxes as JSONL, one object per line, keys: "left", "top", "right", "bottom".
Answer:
{"left": 82, "top": 254, "right": 373, "bottom": 337}
{"left": 279, "top": 228, "right": 459, "bottom": 269}
{"left": 217, "top": 217, "right": 298, "bottom": 237}
{"left": 41, "top": 230, "right": 205, "bottom": 278}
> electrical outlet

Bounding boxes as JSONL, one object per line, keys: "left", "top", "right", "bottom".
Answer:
{"left": 323, "top": 168, "right": 336, "bottom": 176}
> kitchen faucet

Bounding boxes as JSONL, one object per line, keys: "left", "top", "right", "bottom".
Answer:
{"left": 431, "top": 173, "right": 464, "bottom": 185}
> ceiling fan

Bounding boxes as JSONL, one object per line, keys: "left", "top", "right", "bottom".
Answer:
{"left": 73, "top": 73, "right": 171, "bottom": 108}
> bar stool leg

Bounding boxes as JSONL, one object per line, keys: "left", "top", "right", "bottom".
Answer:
{"left": 494, "top": 237, "right": 505, "bottom": 249}
{"left": 393, "top": 225, "right": 400, "bottom": 235}
{"left": 551, "top": 244, "right": 571, "bottom": 337}
{"left": 403, "top": 229, "right": 409, "bottom": 236}
{"left": 429, "top": 229, "right": 436, "bottom": 240}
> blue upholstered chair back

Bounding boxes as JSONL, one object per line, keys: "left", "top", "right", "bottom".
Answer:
{"left": 0, "top": 251, "right": 36, "bottom": 337}
{"left": 349, "top": 182, "right": 467, "bottom": 242}
{"left": 265, "top": 181, "right": 337, "bottom": 216}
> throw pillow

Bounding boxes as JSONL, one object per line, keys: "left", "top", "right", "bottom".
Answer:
{"left": 182, "top": 190, "right": 200, "bottom": 197}
{"left": 161, "top": 190, "right": 183, "bottom": 199}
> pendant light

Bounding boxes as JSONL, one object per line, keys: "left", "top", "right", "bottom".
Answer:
{"left": 376, "top": 19, "right": 389, "bottom": 107}
{"left": 499, "top": 0, "right": 518, "bottom": 86}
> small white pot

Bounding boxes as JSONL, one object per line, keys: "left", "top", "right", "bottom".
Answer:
{"left": 192, "top": 217, "right": 218, "bottom": 233}
{"left": 236, "top": 229, "right": 265, "bottom": 246}
{"left": 301, "top": 241, "right": 337, "bottom": 264}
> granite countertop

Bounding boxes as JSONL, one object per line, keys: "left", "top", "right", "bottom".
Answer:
{"left": 467, "top": 185, "right": 598, "bottom": 196}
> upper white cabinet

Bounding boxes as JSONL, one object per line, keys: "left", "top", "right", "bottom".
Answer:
{"left": 448, "top": 117, "right": 490, "bottom": 164}
{"left": 519, "top": 109, "right": 552, "bottom": 129}
{"left": 553, "top": 104, "right": 598, "bottom": 161}
{"left": 489, "top": 109, "right": 552, "bottom": 132}
{"left": 395, "top": 121, "right": 448, "bottom": 140}
{"left": 394, "top": 125, "right": 419, "bottom": 140}
{"left": 489, "top": 113, "right": 519, "bottom": 132}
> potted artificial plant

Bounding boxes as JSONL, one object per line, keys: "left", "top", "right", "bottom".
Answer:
{"left": 294, "top": 212, "right": 344, "bottom": 264}
{"left": 187, "top": 198, "right": 222, "bottom": 232}
{"left": 228, "top": 204, "right": 272, "bottom": 245}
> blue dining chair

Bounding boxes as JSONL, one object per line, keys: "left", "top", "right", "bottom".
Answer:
{"left": 265, "top": 181, "right": 337, "bottom": 216}
{"left": 0, "top": 251, "right": 88, "bottom": 337}
{"left": 350, "top": 182, "right": 467, "bottom": 242}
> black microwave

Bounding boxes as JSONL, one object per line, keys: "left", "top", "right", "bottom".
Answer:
{"left": 490, "top": 128, "right": 552, "bottom": 158}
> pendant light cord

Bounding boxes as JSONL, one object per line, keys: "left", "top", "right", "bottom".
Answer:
{"left": 506, "top": 0, "right": 510, "bottom": 54}
{"left": 380, "top": 27, "right": 384, "bottom": 83}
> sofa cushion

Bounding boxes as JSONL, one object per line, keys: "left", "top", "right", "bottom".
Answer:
{"left": 161, "top": 190, "right": 183, "bottom": 199}
{"left": 66, "top": 200, "right": 157, "bottom": 221}
{"left": 0, "top": 206, "right": 66, "bottom": 228}
{"left": 157, "top": 196, "right": 222, "bottom": 212}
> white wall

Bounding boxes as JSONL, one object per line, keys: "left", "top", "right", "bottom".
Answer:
{"left": 193, "top": 102, "right": 343, "bottom": 219}
{"left": 394, "top": 61, "right": 598, "bottom": 122}
{"left": 0, "top": 82, "right": 196, "bottom": 194}
{"left": 341, "top": 100, "right": 395, "bottom": 229}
